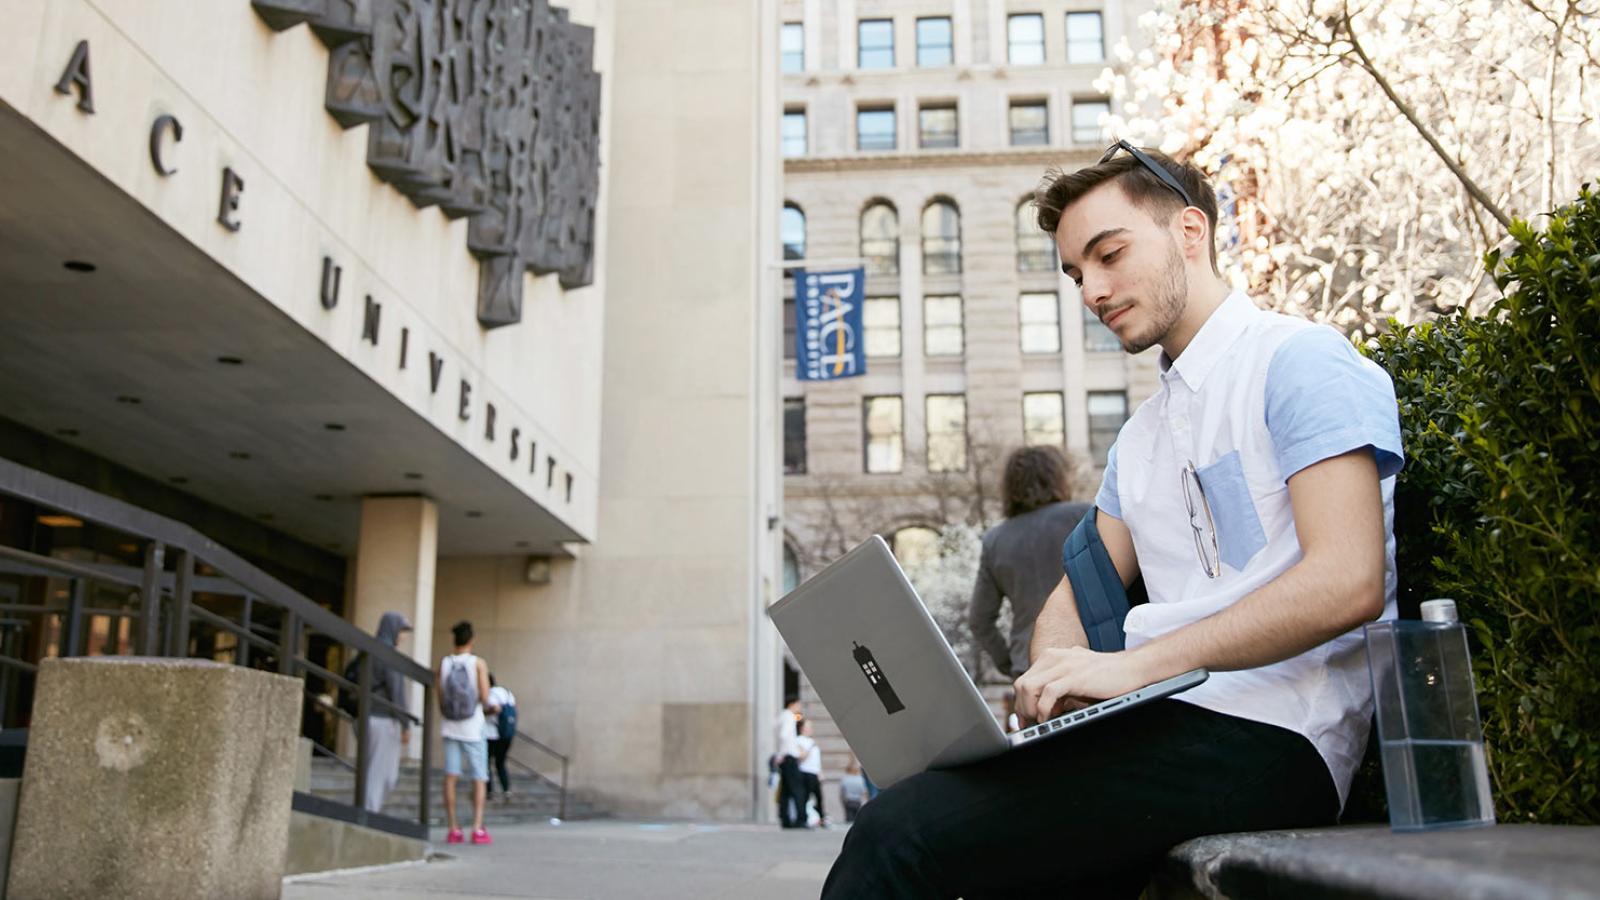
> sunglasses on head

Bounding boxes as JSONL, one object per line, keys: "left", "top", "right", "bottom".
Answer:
{"left": 1100, "top": 140, "right": 1196, "bottom": 210}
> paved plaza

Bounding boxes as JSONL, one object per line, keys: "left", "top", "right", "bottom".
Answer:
{"left": 284, "top": 820, "right": 846, "bottom": 900}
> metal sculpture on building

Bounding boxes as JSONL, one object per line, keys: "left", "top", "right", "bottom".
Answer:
{"left": 252, "top": 0, "right": 601, "bottom": 328}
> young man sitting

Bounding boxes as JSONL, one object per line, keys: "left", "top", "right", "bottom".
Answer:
{"left": 821, "top": 145, "right": 1404, "bottom": 899}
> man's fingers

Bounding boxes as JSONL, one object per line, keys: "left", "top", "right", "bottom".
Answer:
{"left": 1036, "top": 682, "right": 1062, "bottom": 723}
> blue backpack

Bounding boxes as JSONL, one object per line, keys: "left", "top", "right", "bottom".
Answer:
{"left": 497, "top": 699, "right": 518, "bottom": 737}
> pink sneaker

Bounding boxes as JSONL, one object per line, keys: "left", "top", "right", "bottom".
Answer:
{"left": 446, "top": 829, "right": 464, "bottom": 844}
{"left": 471, "top": 828, "right": 493, "bottom": 845}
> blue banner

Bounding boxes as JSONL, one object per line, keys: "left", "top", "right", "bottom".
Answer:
{"left": 796, "top": 267, "right": 867, "bottom": 381}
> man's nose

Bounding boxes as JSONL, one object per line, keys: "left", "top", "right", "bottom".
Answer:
{"left": 1080, "top": 271, "right": 1112, "bottom": 310}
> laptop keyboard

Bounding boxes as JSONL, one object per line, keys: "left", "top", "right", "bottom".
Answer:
{"left": 1016, "top": 695, "right": 1129, "bottom": 742}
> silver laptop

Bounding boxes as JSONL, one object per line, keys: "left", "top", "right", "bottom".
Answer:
{"left": 767, "top": 535, "right": 1207, "bottom": 788}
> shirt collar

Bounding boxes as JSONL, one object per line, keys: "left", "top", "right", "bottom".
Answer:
{"left": 1157, "top": 290, "right": 1257, "bottom": 391}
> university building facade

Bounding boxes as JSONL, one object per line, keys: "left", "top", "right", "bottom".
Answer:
{"left": 0, "top": 0, "right": 785, "bottom": 823}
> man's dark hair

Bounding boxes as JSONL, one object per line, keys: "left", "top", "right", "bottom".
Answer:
{"left": 784, "top": 694, "right": 800, "bottom": 708}
{"left": 1033, "top": 149, "right": 1221, "bottom": 275}
{"left": 1002, "top": 445, "right": 1073, "bottom": 518}
{"left": 451, "top": 620, "right": 474, "bottom": 647}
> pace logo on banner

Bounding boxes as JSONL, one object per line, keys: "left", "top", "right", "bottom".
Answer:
{"left": 796, "top": 268, "right": 867, "bottom": 381}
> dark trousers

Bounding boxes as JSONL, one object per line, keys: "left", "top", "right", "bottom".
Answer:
{"left": 803, "top": 772, "right": 827, "bottom": 823}
{"left": 822, "top": 700, "right": 1339, "bottom": 900}
{"left": 486, "top": 736, "right": 512, "bottom": 795}
{"left": 778, "top": 757, "right": 807, "bottom": 828}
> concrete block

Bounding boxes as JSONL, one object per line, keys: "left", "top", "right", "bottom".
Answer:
{"left": 6, "top": 658, "right": 302, "bottom": 900}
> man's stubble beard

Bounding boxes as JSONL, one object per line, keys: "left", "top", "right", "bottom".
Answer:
{"left": 1121, "top": 237, "right": 1188, "bottom": 355}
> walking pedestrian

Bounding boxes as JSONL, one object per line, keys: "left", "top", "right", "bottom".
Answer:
{"left": 438, "top": 620, "right": 495, "bottom": 845}
{"left": 969, "top": 446, "right": 1093, "bottom": 679}
{"left": 796, "top": 717, "right": 828, "bottom": 827}
{"left": 483, "top": 673, "right": 517, "bottom": 802}
{"left": 773, "top": 696, "right": 806, "bottom": 828}
{"left": 839, "top": 756, "right": 867, "bottom": 823}
{"left": 361, "top": 612, "right": 413, "bottom": 813}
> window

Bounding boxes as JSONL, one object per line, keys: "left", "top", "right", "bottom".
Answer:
{"left": 1016, "top": 199, "right": 1057, "bottom": 271}
{"left": 1009, "top": 100, "right": 1049, "bottom": 146}
{"left": 781, "top": 203, "right": 806, "bottom": 261}
{"left": 859, "top": 19, "right": 895, "bottom": 69}
{"left": 924, "top": 295, "right": 964, "bottom": 357}
{"left": 861, "top": 202, "right": 900, "bottom": 275}
{"left": 782, "top": 23, "right": 805, "bottom": 72}
{"left": 921, "top": 200, "right": 962, "bottom": 274}
{"left": 864, "top": 396, "right": 904, "bottom": 473}
{"left": 1065, "top": 12, "right": 1104, "bottom": 64}
{"left": 858, "top": 107, "right": 897, "bottom": 151}
{"left": 916, "top": 17, "right": 953, "bottom": 66}
{"left": 784, "top": 398, "right": 807, "bottom": 474}
{"left": 782, "top": 544, "right": 800, "bottom": 593}
{"left": 1087, "top": 391, "right": 1128, "bottom": 465}
{"left": 782, "top": 109, "right": 806, "bottom": 158}
{"left": 1008, "top": 14, "right": 1045, "bottom": 65}
{"left": 891, "top": 526, "right": 939, "bottom": 568}
{"left": 1023, "top": 392, "right": 1065, "bottom": 447}
{"left": 919, "top": 104, "right": 958, "bottom": 149}
{"left": 864, "top": 297, "right": 901, "bottom": 357}
{"left": 1072, "top": 99, "right": 1110, "bottom": 144}
{"left": 1020, "top": 292, "right": 1061, "bottom": 354}
{"left": 926, "top": 394, "right": 968, "bottom": 472}
{"left": 1083, "top": 305, "right": 1121, "bottom": 351}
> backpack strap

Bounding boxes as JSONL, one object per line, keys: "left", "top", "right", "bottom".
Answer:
{"left": 1060, "top": 510, "right": 1130, "bottom": 653}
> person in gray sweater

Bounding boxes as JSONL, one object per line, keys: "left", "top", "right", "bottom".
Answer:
{"left": 968, "top": 446, "right": 1092, "bottom": 678}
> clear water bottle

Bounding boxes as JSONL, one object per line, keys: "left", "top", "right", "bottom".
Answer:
{"left": 1364, "top": 599, "right": 1496, "bottom": 831}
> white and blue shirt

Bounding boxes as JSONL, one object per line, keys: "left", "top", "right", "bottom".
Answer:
{"left": 1096, "top": 291, "right": 1403, "bottom": 806}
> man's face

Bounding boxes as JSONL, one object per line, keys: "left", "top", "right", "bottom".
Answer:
{"left": 1054, "top": 181, "right": 1188, "bottom": 355}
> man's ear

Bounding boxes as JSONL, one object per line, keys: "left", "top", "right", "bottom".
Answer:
{"left": 1177, "top": 206, "right": 1211, "bottom": 263}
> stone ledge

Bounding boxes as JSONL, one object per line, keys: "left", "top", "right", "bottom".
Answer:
{"left": 1149, "top": 825, "right": 1600, "bottom": 900}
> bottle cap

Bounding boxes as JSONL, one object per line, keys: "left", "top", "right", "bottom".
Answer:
{"left": 1420, "top": 598, "right": 1459, "bottom": 624}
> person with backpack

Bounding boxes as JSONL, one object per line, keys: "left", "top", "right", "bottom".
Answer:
{"left": 483, "top": 673, "right": 518, "bottom": 802}
{"left": 352, "top": 612, "right": 413, "bottom": 813}
{"left": 438, "top": 620, "right": 497, "bottom": 845}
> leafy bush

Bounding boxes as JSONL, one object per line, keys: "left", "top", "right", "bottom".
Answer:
{"left": 1365, "top": 186, "right": 1600, "bottom": 825}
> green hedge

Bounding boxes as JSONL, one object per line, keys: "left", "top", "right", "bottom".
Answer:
{"left": 1364, "top": 186, "right": 1600, "bottom": 825}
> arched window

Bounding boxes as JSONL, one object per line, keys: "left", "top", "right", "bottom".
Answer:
{"left": 860, "top": 201, "right": 899, "bottom": 275}
{"left": 782, "top": 203, "right": 806, "bottom": 261}
{"left": 1016, "top": 198, "right": 1057, "bottom": 272}
{"left": 891, "top": 526, "right": 941, "bottom": 570}
{"left": 782, "top": 544, "right": 801, "bottom": 594}
{"left": 922, "top": 200, "right": 962, "bottom": 275}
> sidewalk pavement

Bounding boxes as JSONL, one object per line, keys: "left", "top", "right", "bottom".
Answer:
{"left": 283, "top": 820, "right": 846, "bottom": 900}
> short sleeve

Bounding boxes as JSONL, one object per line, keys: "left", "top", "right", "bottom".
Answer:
{"left": 1265, "top": 326, "right": 1404, "bottom": 482}
{"left": 1094, "top": 441, "right": 1123, "bottom": 519}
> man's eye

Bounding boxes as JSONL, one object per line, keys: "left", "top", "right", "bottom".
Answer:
{"left": 1103, "top": 249, "right": 1122, "bottom": 264}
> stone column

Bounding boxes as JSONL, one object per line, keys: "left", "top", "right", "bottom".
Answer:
{"left": 351, "top": 495, "right": 438, "bottom": 758}
{"left": 7, "top": 658, "right": 301, "bottom": 899}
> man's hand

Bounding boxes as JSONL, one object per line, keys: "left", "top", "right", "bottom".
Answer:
{"left": 401, "top": 728, "right": 411, "bottom": 746}
{"left": 1012, "top": 646, "right": 1152, "bottom": 726}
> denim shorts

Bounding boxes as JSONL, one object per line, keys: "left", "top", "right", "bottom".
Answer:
{"left": 443, "top": 737, "right": 489, "bottom": 782}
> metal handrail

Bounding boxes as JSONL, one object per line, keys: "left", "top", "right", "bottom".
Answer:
{"left": 0, "top": 457, "right": 435, "bottom": 838}
{"left": 0, "top": 545, "right": 144, "bottom": 588}
{"left": 0, "top": 458, "right": 428, "bottom": 682}
{"left": 506, "top": 728, "right": 570, "bottom": 820}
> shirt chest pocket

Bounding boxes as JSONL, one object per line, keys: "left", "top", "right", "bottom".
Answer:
{"left": 1195, "top": 450, "right": 1268, "bottom": 572}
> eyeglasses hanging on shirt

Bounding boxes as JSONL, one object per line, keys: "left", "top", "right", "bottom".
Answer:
{"left": 1182, "top": 461, "right": 1222, "bottom": 578}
